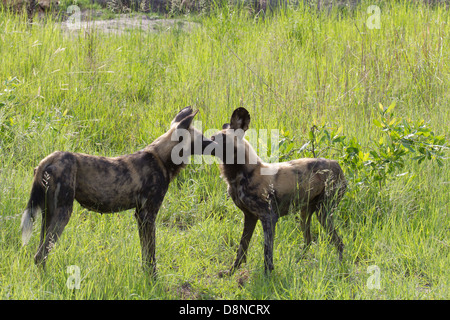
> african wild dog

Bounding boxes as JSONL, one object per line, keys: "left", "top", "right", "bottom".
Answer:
{"left": 209, "top": 108, "right": 347, "bottom": 275}
{"left": 20, "top": 106, "right": 213, "bottom": 276}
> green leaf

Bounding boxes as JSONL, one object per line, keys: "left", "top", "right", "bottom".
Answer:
{"left": 332, "top": 136, "right": 346, "bottom": 143}
{"left": 389, "top": 131, "right": 401, "bottom": 140}
{"left": 373, "top": 118, "right": 383, "bottom": 128}
{"left": 401, "top": 141, "right": 415, "bottom": 153}
{"left": 417, "top": 126, "right": 431, "bottom": 132}
{"left": 362, "top": 152, "right": 370, "bottom": 162}
{"left": 386, "top": 102, "right": 396, "bottom": 114}
{"left": 324, "top": 129, "right": 331, "bottom": 142}
{"left": 388, "top": 117, "right": 397, "bottom": 126}
{"left": 434, "top": 135, "right": 446, "bottom": 145}
{"left": 285, "top": 143, "right": 294, "bottom": 154}
{"left": 346, "top": 146, "right": 359, "bottom": 154}
{"left": 370, "top": 150, "right": 380, "bottom": 159}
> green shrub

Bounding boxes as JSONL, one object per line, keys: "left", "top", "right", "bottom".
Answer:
{"left": 279, "top": 102, "right": 448, "bottom": 189}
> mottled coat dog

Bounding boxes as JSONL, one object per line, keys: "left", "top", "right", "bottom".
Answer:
{"left": 20, "top": 107, "right": 213, "bottom": 276}
{"left": 210, "top": 108, "right": 347, "bottom": 274}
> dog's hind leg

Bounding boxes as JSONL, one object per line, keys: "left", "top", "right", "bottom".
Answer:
{"left": 34, "top": 205, "right": 74, "bottom": 267}
{"left": 34, "top": 161, "right": 76, "bottom": 267}
{"left": 299, "top": 205, "right": 314, "bottom": 258}
{"left": 316, "top": 197, "right": 344, "bottom": 261}
{"left": 260, "top": 208, "right": 278, "bottom": 274}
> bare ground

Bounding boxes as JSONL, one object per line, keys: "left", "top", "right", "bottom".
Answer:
{"left": 59, "top": 10, "right": 199, "bottom": 34}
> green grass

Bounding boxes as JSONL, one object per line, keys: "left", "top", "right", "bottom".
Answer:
{"left": 0, "top": 1, "right": 449, "bottom": 299}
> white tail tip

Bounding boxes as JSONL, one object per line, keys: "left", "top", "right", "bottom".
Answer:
{"left": 20, "top": 208, "right": 35, "bottom": 246}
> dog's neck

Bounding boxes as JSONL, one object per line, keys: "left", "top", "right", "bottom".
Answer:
{"left": 146, "top": 133, "right": 187, "bottom": 181}
{"left": 220, "top": 162, "right": 259, "bottom": 184}
{"left": 219, "top": 141, "right": 263, "bottom": 184}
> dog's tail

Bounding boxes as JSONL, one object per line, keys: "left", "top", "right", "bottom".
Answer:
{"left": 21, "top": 166, "right": 48, "bottom": 246}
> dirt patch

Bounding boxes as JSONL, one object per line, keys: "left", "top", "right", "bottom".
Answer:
{"left": 60, "top": 11, "right": 200, "bottom": 34}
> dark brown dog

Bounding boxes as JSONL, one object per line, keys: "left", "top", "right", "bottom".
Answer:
{"left": 209, "top": 108, "right": 347, "bottom": 274}
{"left": 21, "top": 106, "right": 213, "bottom": 276}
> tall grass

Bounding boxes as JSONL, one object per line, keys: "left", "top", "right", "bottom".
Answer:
{"left": 0, "top": 1, "right": 448, "bottom": 299}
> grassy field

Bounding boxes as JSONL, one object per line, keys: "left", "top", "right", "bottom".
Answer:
{"left": 0, "top": 1, "right": 449, "bottom": 300}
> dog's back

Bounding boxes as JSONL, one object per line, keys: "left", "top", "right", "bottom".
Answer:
{"left": 222, "top": 157, "right": 346, "bottom": 217}
{"left": 271, "top": 158, "right": 347, "bottom": 213}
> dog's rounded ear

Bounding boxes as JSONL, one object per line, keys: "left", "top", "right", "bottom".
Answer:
{"left": 229, "top": 107, "right": 250, "bottom": 131}
{"left": 177, "top": 109, "right": 199, "bottom": 130}
{"left": 222, "top": 123, "right": 230, "bottom": 130}
{"left": 171, "top": 106, "right": 193, "bottom": 125}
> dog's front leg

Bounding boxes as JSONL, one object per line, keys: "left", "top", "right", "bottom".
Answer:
{"left": 260, "top": 208, "right": 278, "bottom": 274}
{"left": 232, "top": 211, "right": 258, "bottom": 271}
{"left": 220, "top": 211, "right": 258, "bottom": 277}
{"left": 135, "top": 205, "right": 160, "bottom": 278}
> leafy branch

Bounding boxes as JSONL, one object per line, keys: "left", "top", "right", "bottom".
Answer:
{"left": 279, "top": 102, "right": 448, "bottom": 188}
